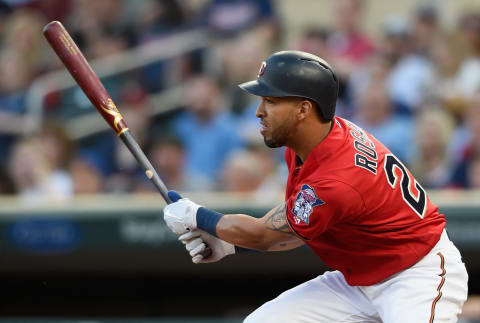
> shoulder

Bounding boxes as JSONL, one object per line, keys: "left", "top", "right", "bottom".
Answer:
{"left": 286, "top": 179, "right": 365, "bottom": 237}
{"left": 290, "top": 179, "right": 365, "bottom": 210}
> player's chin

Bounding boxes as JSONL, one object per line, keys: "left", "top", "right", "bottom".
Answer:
{"left": 263, "top": 137, "right": 282, "bottom": 148}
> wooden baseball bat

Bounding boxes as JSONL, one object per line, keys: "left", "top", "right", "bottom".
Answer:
{"left": 43, "top": 21, "right": 211, "bottom": 257}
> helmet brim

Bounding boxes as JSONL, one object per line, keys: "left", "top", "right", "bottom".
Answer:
{"left": 238, "top": 80, "right": 288, "bottom": 98}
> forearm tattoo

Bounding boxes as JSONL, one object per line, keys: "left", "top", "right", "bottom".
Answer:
{"left": 264, "top": 203, "right": 293, "bottom": 235}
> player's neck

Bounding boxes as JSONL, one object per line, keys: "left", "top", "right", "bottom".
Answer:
{"left": 289, "top": 120, "right": 333, "bottom": 162}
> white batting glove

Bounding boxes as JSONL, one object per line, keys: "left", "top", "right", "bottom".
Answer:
{"left": 179, "top": 230, "right": 235, "bottom": 264}
{"left": 163, "top": 198, "right": 201, "bottom": 234}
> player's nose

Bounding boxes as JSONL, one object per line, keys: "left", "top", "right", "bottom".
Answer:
{"left": 255, "top": 100, "right": 265, "bottom": 118}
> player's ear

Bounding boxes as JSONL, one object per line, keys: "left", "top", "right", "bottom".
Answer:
{"left": 297, "top": 99, "right": 314, "bottom": 121}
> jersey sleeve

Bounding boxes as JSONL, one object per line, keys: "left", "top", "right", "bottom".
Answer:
{"left": 286, "top": 180, "right": 365, "bottom": 240}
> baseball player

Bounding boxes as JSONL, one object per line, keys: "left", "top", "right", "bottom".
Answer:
{"left": 163, "top": 51, "right": 468, "bottom": 322}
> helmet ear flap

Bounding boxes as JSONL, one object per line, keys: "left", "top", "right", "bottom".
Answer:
{"left": 305, "top": 99, "right": 329, "bottom": 123}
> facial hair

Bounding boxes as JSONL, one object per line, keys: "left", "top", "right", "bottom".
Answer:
{"left": 263, "top": 117, "right": 298, "bottom": 148}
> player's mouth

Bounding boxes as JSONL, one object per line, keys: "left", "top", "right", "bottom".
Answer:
{"left": 260, "top": 121, "right": 268, "bottom": 135}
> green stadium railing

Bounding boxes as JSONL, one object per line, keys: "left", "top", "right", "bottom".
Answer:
{"left": 1, "top": 191, "right": 479, "bottom": 275}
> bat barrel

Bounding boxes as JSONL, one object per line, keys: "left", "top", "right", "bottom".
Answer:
{"left": 43, "top": 21, "right": 128, "bottom": 136}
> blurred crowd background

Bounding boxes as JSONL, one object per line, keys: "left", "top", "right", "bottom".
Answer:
{"left": 1, "top": 0, "right": 480, "bottom": 321}
{"left": 1, "top": 0, "right": 480, "bottom": 203}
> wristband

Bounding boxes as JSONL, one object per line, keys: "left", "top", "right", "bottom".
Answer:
{"left": 196, "top": 207, "right": 224, "bottom": 237}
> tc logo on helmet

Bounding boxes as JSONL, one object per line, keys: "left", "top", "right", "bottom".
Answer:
{"left": 258, "top": 61, "right": 267, "bottom": 77}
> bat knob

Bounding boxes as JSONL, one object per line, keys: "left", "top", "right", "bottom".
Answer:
{"left": 202, "top": 247, "right": 213, "bottom": 258}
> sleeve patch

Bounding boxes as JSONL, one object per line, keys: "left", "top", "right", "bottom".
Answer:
{"left": 292, "top": 184, "right": 325, "bottom": 225}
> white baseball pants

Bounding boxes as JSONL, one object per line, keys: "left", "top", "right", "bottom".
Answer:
{"left": 244, "top": 230, "right": 468, "bottom": 323}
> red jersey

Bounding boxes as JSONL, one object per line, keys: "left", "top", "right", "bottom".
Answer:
{"left": 285, "top": 117, "right": 445, "bottom": 286}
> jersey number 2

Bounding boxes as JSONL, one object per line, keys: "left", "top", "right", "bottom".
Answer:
{"left": 384, "top": 154, "right": 427, "bottom": 218}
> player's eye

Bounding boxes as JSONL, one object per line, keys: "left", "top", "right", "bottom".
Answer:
{"left": 264, "top": 98, "right": 274, "bottom": 104}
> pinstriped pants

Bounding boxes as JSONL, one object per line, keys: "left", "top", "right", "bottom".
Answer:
{"left": 244, "top": 230, "right": 468, "bottom": 323}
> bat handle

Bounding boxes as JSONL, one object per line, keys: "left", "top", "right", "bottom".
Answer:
{"left": 118, "top": 131, "right": 212, "bottom": 258}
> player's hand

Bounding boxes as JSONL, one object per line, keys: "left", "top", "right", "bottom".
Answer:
{"left": 179, "top": 230, "right": 235, "bottom": 264}
{"left": 163, "top": 191, "right": 201, "bottom": 234}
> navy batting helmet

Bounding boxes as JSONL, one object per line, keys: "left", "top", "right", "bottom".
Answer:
{"left": 239, "top": 50, "right": 339, "bottom": 120}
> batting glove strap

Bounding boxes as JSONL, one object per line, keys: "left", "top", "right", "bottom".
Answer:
{"left": 234, "top": 246, "right": 259, "bottom": 253}
{"left": 196, "top": 207, "right": 224, "bottom": 237}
